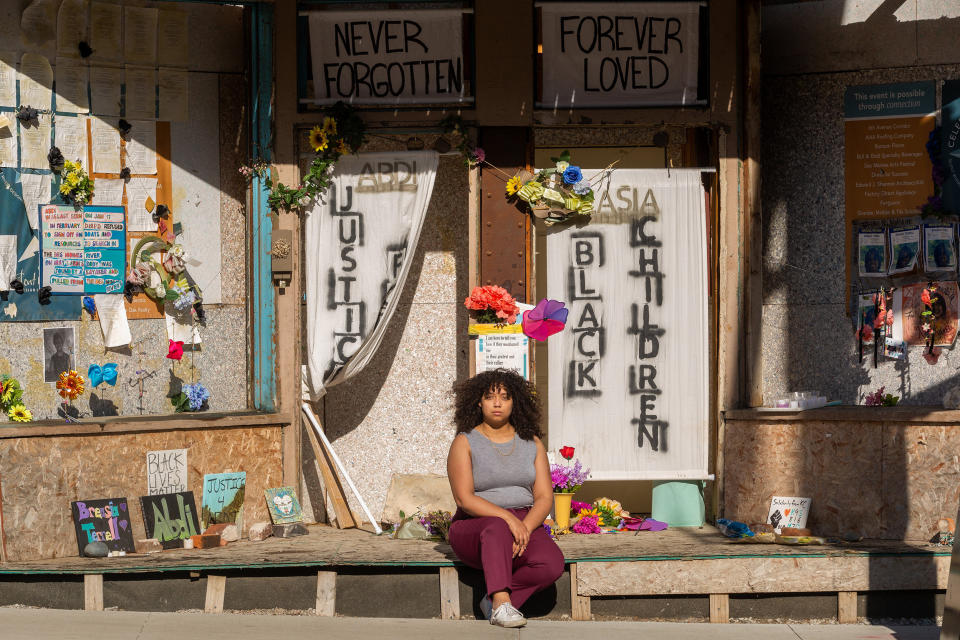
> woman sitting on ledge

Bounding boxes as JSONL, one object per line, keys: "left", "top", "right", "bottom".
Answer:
{"left": 446, "top": 368, "right": 564, "bottom": 628}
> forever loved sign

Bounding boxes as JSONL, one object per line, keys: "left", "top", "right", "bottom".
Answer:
{"left": 539, "top": 2, "right": 704, "bottom": 108}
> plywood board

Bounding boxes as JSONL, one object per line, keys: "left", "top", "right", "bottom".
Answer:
{"left": 0, "top": 426, "right": 282, "bottom": 561}
{"left": 575, "top": 556, "right": 949, "bottom": 596}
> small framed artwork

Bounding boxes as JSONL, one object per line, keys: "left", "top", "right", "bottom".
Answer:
{"left": 264, "top": 486, "right": 304, "bottom": 524}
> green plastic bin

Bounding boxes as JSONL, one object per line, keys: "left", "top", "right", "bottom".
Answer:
{"left": 651, "top": 480, "right": 705, "bottom": 527}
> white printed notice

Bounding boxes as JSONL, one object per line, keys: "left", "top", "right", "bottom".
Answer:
{"left": 766, "top": 496, "right": 811, "bottom": 533}
{"left": 40, "top": 205, "right": 126, "bottom": 294}
{"left": 146, "top": 448, "right": 188, "bottom": 495}
{"left": 547, "top": 169, "right": 709, "bottom": 480}
{"left": 475, "top": 334, "right": 529, "bottom": 380}
{"left": 307, "top": 9, "right": 467, "bottom": 105}
{"left": 538, "top": 3, "right": 703, "bottom": 108}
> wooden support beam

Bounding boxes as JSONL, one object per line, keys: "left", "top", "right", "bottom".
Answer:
{"left": 303, "top": 409, "right": 356, "bottom": 529}
{"left": 316, "top": 570, "right": 336, "bottom": 616}
{"left": 709, "top": 593, "right": 729, "bottom": 623}
{"left": 439, "top": 567, "right": 460, "bottom": 620}
{"left": 838, "top": 591, "right": 857, "bottom": 623}
{"left": 204, "top": 574, "right": 226, "bottom": 613}
{"left": 84, "top": 574, "right": 103, "bottom": 611}
{"left": 570, "top": 563, "right": 591, "bottom": 621}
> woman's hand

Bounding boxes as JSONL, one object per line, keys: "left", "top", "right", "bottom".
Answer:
{"left": 503, "top": 513, "right": 530, "bottom": 556}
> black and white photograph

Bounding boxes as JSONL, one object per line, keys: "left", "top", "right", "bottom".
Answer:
{"left": 43, "top": 327, "right": 75, "bottom": 383}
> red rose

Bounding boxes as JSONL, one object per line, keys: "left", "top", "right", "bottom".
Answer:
{"left": 559, "top": 446, "right": 575, "bottom": 460}
{"left": 922, "top": 289, "right": 932, "bottom": 305}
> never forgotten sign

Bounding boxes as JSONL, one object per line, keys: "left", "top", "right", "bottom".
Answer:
{"left": 539, "top": 2, "right": 704, "bottom": 108}
{"left": 308, "top": 9, "right": 467, "bottom": 105}
{"left": 547, "top": 169, "right": 709, "bottom": 480}
{"left": 71, "top": 497, "right": 136, "bottom": 555}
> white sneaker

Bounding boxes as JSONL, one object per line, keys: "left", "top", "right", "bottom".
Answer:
{"left": 489, "top": 602, "right": 526, "bottom": 628}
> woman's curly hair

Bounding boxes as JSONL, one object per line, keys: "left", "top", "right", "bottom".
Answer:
{"left": 453, "top": 369, "right": 542, "bottom": 440}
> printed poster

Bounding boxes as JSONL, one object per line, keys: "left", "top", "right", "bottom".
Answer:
{"left": 40, "top": 204, "right": 126, "bottom": 295}
{"left": 475, "top": 334, "right": 529, "bottom": 380}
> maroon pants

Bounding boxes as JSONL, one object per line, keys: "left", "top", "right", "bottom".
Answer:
{"left": 448, "top": 507, "right": 565, "bottom": 608}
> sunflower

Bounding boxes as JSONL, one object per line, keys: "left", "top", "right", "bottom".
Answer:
{"left": 56, "top": 370, "right": 85, "bottom": 400}
{"left": 322, "top": 116, "right": 337, "bottom": 135}
{"left": 576, "top": 506, "right": 601, "bottom": 519}
{"left": 7, "top": 404, "right": 31, "bottom": 422}
{"left": 505, "top": 176, "right": 522, "bottom": 196}
{"left": 335, "top": 138, "right": 350, "bottom": 155}
{"left": 309, "top": 125, "right": 329, "bottom": 152}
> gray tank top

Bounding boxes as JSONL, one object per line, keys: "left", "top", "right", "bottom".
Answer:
{"left": 464, "top": 428, "right": 537, "bottom": 509}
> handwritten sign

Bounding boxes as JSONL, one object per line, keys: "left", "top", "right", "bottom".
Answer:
{"left": 146, "top": 448, "right": 187, "bottom": 495}
{"left": 307, "top": 9, "right": 468, "bottom": 105}
{"left": 767, "top": 496, "right": 811, "bottom": 532}
{"left": 71, "top": 497, "right": 135, "bottom": 555}
{"left": 40, "top": 204, "right": 126, "bottom": 294}
{"left": 539, "top": 2, "right": 704, "bottom": 108}
{"left": 139, "top": 491, "right": 200, "bottom": 549}
{"left": 201, "top": 471, "right": 246, "bottom": 532}
{"left": 265, "top": 487, "right": 304, "bottom": 525}
{"left": 546, "top": 169, "right": 709, "bottom": 480}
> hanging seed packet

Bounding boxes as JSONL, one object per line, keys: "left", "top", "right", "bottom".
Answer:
{"left": 923, "top": 224, "right": 957, "bottom": 273}
{"left": 858, "top": 231, "right": 887, "bottom": 277}
{"left": 888, "top": 226, "right": 920, "bottom": 275}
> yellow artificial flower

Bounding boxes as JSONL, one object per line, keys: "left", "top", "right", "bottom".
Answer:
{"left": 505, "top": 176, "right": 522, "bottom": 196}
{"left": 66, "top": 172, "right": 81, "bottom": 187}
{"left": 336, "top": 138, "right": 350, "bottom": 155}
{"left": 63, "top": 160, "right": 77, "bottom": 172}
{"left": 576, "top": 506, "right": 601, "bottom": 519}
{"left": 595, "top": 497, "right": 623, "bottom": 515}
{"left": 57, "top": 370, "right": 85, "bottom": 400}
{"left": 8, "top": 404, "right": 31, "bottom": 422}
{"left": 59, "top": 182, "right": 72, "bottom": 195}
{"left": 309, "top": 125, "right": 329, "bottom": 152}
{"left": 322, "top": 117, "right": 337, "bottom": 135}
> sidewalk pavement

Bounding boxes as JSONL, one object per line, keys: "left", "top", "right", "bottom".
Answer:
{"left": 0, "top": 608, "right": 941, "bottom": 640}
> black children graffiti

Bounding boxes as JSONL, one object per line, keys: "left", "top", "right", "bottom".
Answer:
{"left": 567, "top": 232, "right": 604, "bottom": 397}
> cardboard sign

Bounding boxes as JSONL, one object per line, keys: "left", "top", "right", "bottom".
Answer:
{"left": 201, "top": 472, "right": 246, "bottom": 532}
{"left": 146, "top": 448, "right": 187, "bottom": 495}
{"left": 40, "top": 204, "right": 126, "bottom": 294}
{"left": 475, "top": 334, "right": 529, "bottom": 380}
{"left": 139, "top": 491, "right": 200, "bottom": 549}
{"left": 71, "top": 497, "right": 135, "bottom": 555}
{"left": 767, "top": 496, "right": 811, "bottom": 532}
{"left": 264, "top": 486, "right": 304, "bottom": 525}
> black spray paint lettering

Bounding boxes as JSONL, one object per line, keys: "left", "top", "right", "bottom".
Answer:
{"left": 557, "top": 15, "right": 683, "bottom": 93}
{"left": 568, "top": 233, "right": 604, "bottom": 302}
{"left": 628, "top": 364, "right": 660, "bottom": 395}
{"left": 628, "top": 248, "right": 663, "bottom": 306}
{"left": 566, "top": 233, "right": 605, "bottom": 397}
{"left": 380, "top": 242, "right": 407, "bottom": 301}
{"left": 628, "top": 303, "right": 664, "bottom": 359}
{"left": 326, "top": 187, "right": 367, "bottom": 370}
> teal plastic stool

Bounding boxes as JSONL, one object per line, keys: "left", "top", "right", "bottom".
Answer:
{"left": 651, "top": 480, "right": 705, "bottom": 527}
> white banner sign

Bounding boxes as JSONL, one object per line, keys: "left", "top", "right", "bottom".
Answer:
{"left": 303, "top": 151, "right": 438, "bottom": 398}
{"left": 308, "top": 9, "right": 468, "bottom": 105}
{"left": 539, "top": 2, "right": 703, "bottom": 108}
{"left": 547, "top": 169, "right": 708, "bottom": 480}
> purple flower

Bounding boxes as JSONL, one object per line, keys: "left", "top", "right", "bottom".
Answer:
{"left": 572, "top": 515, "right": 601, "bottom": 534}
{"left": 182, "top": 382, "right": 210, "bottom": 411}
{"left": 573, "top": 179, "right": 591, "bottom": 195}
{"left": 570, "top": 500, "right": 592, "bottom": 514}
{"left": 471, "top": 147, "right": 485, "bottom": 164}
{"left": 562, "top": 165, "right": 583, "bottom": 185}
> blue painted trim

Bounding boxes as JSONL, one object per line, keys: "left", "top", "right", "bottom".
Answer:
{"left": 251, "top": 3, "right": 276, "bottom": 411}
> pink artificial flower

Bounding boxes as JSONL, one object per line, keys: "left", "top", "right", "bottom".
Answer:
{"left": 572, "top": 515, "right": 601, "bottom": 534}
{"left": 873, "top": 311, "right": 885, "bottom": 330}
{"left": 166, "top": 339, "right": 184, "bottom": 361}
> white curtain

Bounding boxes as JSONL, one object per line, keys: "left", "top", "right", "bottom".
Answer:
{"left": 303, "top": 151, "right": 438, "bottom": 399}
{"left": 546, "top": 169, "right": 709, "bottom": 480}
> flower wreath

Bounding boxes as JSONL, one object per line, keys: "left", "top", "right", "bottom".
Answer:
{"left": 125, "top": 236, "right": 203, "bottom": 316}
{"left": 244, "top": 102, "right": 367, "bottom": 213}
{"left": 507, "top": 151, "right": 596, "bottom": 225}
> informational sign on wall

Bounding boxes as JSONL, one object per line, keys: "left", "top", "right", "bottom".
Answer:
{"left": 843, "top": 81, "right": 935, "bottom": 298}
{"left": 307, "top": 9, "right": 468, "bottom": 105}
{"left": 546, "top": 169, "right": 709, "bottom": 480}
{"left": 476, "top": 334, "right": 529, "bottom": 380}
{"left": 538, "top": 2, "right": 704, "bottom": 108}
{"left": 39, "top": 204, "right": 126, "bottom": 295}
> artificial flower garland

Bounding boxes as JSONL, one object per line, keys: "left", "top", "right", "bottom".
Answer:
{"left": 126, "top": 235, "right": 203, "bottom": 319}
{"left": 508, "top": 150, "right": 596, "bottom": 224}
{"left": 243, "top": 102, "right": 366, "bottom": 213}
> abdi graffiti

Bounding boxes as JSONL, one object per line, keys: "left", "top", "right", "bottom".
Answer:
{"left": 139, "top": 491, "right": 200, "bottom": 549}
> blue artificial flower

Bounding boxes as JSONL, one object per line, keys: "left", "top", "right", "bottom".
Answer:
{"left": 573, "top": 180, "right": 591, "bottom": 195}
{"left": 562, "top": 165, "right": 583, "bottom": 185}
{"left": 174, "top": 290, "right": 197, "bottom": 311}
{"left": 182, "top": 382, "right": 210, "bottom": 411}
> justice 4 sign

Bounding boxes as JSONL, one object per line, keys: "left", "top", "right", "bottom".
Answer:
{"left": 546, "top": 169, "right": 709, "bottom": 480}
{"left": 539, "top": 2, "right": 705, "bottom": 108}
{"left": 307, "top": 9, "right": 469, "bottom": 105}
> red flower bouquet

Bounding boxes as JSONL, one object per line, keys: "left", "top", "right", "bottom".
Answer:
{"left": 464, "top": 285, "right": 520, "bottom": 324}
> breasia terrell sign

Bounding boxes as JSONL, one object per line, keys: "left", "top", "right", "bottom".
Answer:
{"left": 307, "top": 9, "right": 468, "bottom": 105}
{"left": 539, "top": 2, "right": 705, "bottom": 108}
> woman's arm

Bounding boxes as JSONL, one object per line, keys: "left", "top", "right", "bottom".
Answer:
{"left": 521, "top": 436, "right": 554, "bottom": 534}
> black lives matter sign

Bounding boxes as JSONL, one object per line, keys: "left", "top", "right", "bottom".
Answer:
{"left": 539, "top": 2, "right": 703, "bottom": 108}
{"left": 308, "top": 9, "right": 468, "bottom": 105}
